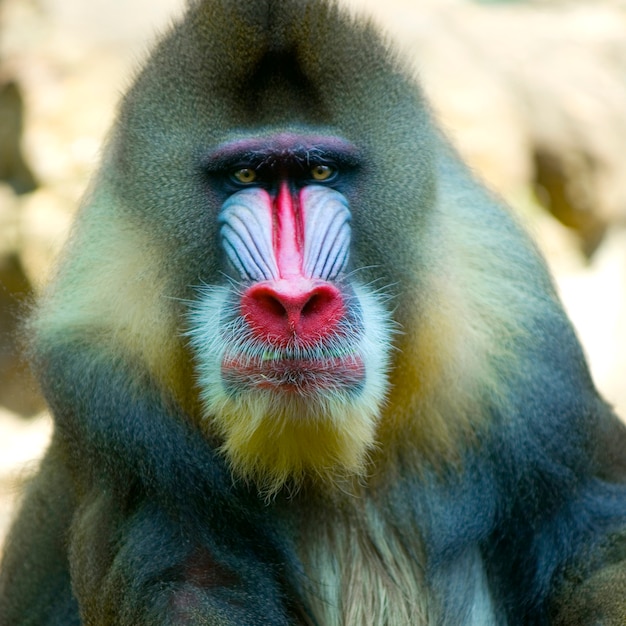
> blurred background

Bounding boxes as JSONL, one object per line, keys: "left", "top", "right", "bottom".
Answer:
{"left": 1, "top": 0, "right": 625, "bottom": 545}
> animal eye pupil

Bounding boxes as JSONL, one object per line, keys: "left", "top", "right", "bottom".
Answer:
{"left": 233, "top": 168, "right": 257, "bottom": 184}
{"left": 311, "top": 165, "right": 334, "bottom": 181}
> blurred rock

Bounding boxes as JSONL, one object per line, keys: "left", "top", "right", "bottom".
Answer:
{"left": 0, "top": 409, "right": 52, "bottom": 554}
{"left": 557, "top": 229, "right": 626, "bottom": 416}
{"left": 0, "top": 80, "right": 37, "bottom": 195}
{"left": 0, "top": 0, "right": 42, "bottom": 415}
{"left": 0, "top": 251, "right": 43, "bottom": 416}
{"left": 359, "top": 0, "right": 626, "bottom": 257}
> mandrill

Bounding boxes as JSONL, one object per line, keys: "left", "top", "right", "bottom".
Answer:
{"left": 2, "top": 1, "right": 626, "bottom": 625}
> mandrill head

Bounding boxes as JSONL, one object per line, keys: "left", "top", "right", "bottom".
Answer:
{"left": 99, "top": 0, "right": 434, "bottom": 496}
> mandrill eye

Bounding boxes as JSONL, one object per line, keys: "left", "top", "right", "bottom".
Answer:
{"left": 310, "top": 164, "right": 335, "bottom": 181}
{"left": 232, "top": 168, "right": 257, "bottom": 184}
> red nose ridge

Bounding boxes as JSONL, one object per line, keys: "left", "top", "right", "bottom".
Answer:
{"left": 241, "top": 279, "right": 344, "bottom": 346}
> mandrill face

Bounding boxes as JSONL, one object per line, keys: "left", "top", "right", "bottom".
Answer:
{"left": 186, "top": 133, "right": 395, "bottom": 494}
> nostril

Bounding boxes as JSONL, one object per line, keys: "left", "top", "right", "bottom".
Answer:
{"left": 241, "top": 281, "right": 344, "bottom": 345}
{"left": 255, "top": 292, "right": 288, "bottom": 319}
{"left": 301, "top": 291, "right": 331, "bottom": 317}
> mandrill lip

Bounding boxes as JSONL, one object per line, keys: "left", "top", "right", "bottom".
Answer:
{"left": 221, "top": 351, "right": 366, "bottom": 394}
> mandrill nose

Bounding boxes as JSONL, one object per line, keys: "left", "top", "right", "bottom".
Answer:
{"left": 241, "top": 280, "right": 345, "bottom": 345}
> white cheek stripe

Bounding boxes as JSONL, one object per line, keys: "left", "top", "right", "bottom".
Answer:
{"left": 301, "top": 185, "right": 351, "bottom": 281}
{"left": 220, "top": 188, "right": 279, "bottom": 281}
{"left": 219, "top": 185, "right": 351, "bottom": 283}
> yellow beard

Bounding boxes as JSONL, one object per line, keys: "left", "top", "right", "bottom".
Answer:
{"left": 188, "top": 283, "right": 395, "bottom": 497}
{"left": 205, "top": 388, "right": 382, "bottom": 498}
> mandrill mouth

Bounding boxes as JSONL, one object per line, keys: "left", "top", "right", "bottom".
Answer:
{"left": 186, "top": 281, "right": 393, "bottom": 410}
{"left": 221, "top": 348, "right": 366, "bottom": 395}
{"left": 214, "top": 281, "right": 368, "bottom": 396}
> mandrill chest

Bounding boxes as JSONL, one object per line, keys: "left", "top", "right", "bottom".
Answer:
{"left": 293, "top": 499, "right": 500, "bottom": 626}
{"left": 296, "top": 506, "right": 431, "bottom": 626}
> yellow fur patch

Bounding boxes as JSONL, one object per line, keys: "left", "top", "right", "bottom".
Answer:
{"left": 31, "top": 189, "right": 199, "bottom": 416}
{"left": 203, "top": 390, "right": 380, "bottom": 498}
{"left": 376, "top": 204, "right": 529, "bottom": 471}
